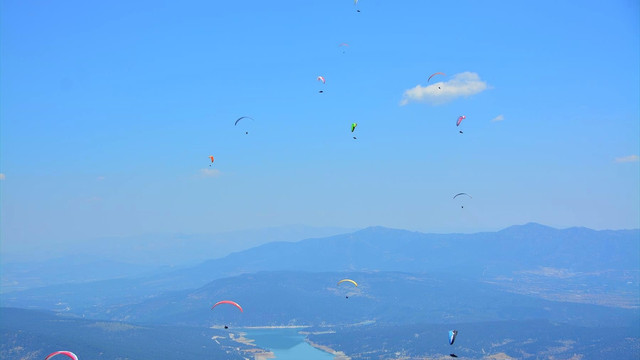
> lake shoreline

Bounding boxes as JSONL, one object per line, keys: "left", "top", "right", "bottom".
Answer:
{"left": 305, "top": 338, "right": 351, "bottom": 360}
{"left": 231, "top": 327, "right": 342, "bottom": 360}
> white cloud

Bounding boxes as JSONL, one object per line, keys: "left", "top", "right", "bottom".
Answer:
{"left": 200, "top": 168, "right": 221, "bottom": 177}
{"left": 0, "top": 173, "right": 4, "bottom": 180}
{"left": 400, "top": 72, "right": 489, "bottom": 105}
{"left": 491, "top": 114, "right": 504, "bottom": 122}
{"left": 615, "top": 155, "right": 639, "bottom": 163}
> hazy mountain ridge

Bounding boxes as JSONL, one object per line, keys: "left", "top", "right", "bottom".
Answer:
{"left": 2, "top": 223, "right": 637, "bottom": 316}
{"left": 139, "top": 222, "right": 639, "bottom": 293}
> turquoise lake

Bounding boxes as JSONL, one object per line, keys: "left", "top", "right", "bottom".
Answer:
{"left": 241, "top": 328, "right": 334, "bottom": 360}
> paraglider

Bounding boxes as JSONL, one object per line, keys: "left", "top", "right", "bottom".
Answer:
{"left": 449, "top": 330, "right": 458, "bottom": 345}
{"left": 339, "top": 43, "right": 349, "bottom": 53}
{"left": 338, "top": 279, "right": 357, "bottom": 299}
{"left": 211, "top": 300, "right": 243, "bottom": 312}
{"left": 212, "top": 300, "right": 243, "bottom": 329}
{"left": 350, "top": 123, "right": 358, "bottom": 139}
{"left": 453, "top": 193, "right": 471, "bottom": 208}
{"left": 317, "top": 76, "right": 326, "bottom": 93}
{"left": 45, "top": 351, "right": 79, "bottom": 360}
{"left": 457, "top": 115, "right": 466, "bottom": 133}
{"left": 234, "top": 116, "right": 254, "bottom": 134}
{"left": 428, "top": 72, "right": 445, "bottom": 82}
{"left": 208, "top": 155, "right": 214, "bottom": 167}
{"left": 449, "top": 354, "right": 458, "bottom": 358}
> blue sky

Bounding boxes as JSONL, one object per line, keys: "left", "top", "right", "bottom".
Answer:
{"left": 1, "top": 0, "right": 638, "bottom": 253}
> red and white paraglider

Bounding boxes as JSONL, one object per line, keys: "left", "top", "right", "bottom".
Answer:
{"left": 317, "top": 76, "right": 326, "bottom": 93}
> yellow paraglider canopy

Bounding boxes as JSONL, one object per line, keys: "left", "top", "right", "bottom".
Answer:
{"left": 337, "top": 279, "right": 358, "bottom": 287}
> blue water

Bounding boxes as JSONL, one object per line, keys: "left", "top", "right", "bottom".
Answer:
{"left": 242, "top": 328, "right": 334, "bottom": 360}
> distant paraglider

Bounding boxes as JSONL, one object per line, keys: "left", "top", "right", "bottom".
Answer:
{"left": 354, "top": 0, "right": 360, "bottom": 12}
{"left": 212, "top": 300, "right": 243, "bottom": 329}
{"left": 209, "top": 155, "right": 214, "bottom": 167}
{"left": 317, "top": 76, "right": 326, "bottom": 93}
{"left": 338, "top": 278, "right": 358, "bottom": 299}
{"left": 449, "top": 330, "right": 458, "bottom": 345}
{"left": 449, "top": 354, "right": 458, "bottom": 358}
{"left": 45, "top": 351, "right": 79, "bottom": 360}
{"left": 351, "top": 123, "right": 358, "bottom": 139}
{"left": 457, "top": 115, "right": 466, "bottom": 133}
{"left": 234, "top": 116, "right": 254, "bottom": 134}
{"left": 453, "top": 193, "right": 472, "bottom": 208}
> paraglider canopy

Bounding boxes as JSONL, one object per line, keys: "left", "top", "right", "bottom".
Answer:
{"left": 428, "top": 72, "right": 445, "bottom": 82}
{"left": 45, "top": 351, "right": 79, "bottom": 360}
{"left": 453, "top": 193, "right": 471, "bottom": 199}
{"left": 351, "top": 123, "right": 358, "bottom": 132}
{"left": 211, "top": 300, "right": 243, "bottom": 312}
{"left": 317, "top": 76, "right": 326, "bottom": 84}
{"left": 456, "top": 116, "right": 466, "bottom": 127}
{"left": 338, "top": 279, "right": 358, "bottom": 287}
{"left": 209, "top": 155, "right": 214, "bottom": 166}
{"left": 234, "top": 116, "right": 254, "bottom": 126}
{"left": 449, "top": 330, "right": 458, "bottom": 345}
